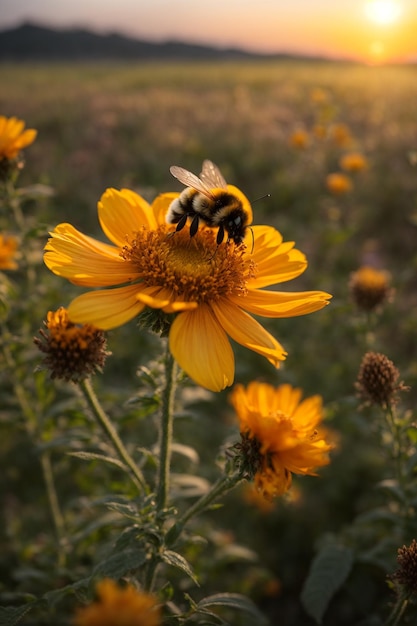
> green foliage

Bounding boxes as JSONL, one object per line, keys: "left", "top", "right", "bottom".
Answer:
{"left": 301, "top": 542, "right": 354, "bottom": 623}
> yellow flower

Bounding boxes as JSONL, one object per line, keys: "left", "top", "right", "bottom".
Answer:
{"left": 339, "top": 152, "right": 369, "bottom": 173}
{"left": 289, "top": 128, "right": 310, "bottom": 149}
{"left": 0, "top": 233, "right": 19, "bottom": 270}
{"left": 310, "top": 87, "right": 329, "bottom": 104}
{"left": 44, "top": 188, "right": 331, "bottom": 392}
{"left": 230, "top": 382, "right": 332, "bottom": 499}
{"left": 34, "top": 307, "right": 109, "bottom": 382}
{"left": 73, "top": 579, "right": 161, "bottom": 626}
{"left": 325, "top": 172, "right": 353, "bottom": 195}
{"left": 0, "top": 116, "right": 37, "bottom": 160}
{"left": 349, "top": 265, "right": 392, "bottom": 311}
{"left": 312, "top": 124, "right": 327, "bottom": 140}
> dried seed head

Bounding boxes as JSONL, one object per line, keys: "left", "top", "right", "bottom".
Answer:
{"left": 355, "top": 352, "right": 408, "bottom": 408}
{"left": 391, "top": 539, "right": 417, "bottom": 596}
{"left": 34, "top": 307, "right": 110, "bottom": 383}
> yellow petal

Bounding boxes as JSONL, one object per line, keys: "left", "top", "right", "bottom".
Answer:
{"left": 169, "top": 304, "right": 235, "bottom": 392}
{"left": 211, "top": 298, "right": 287, "bottom": 367}
{"left": 44, "top": 223, "right": 140, "bottom": 286}
{"left": 232, "top": 289, "right": 332, "bottom": 318}
{"left": 248, "top": 226, "right": 309, "bottom": 288}
{"left": 13, "top": 128, "right": 37, "bottom": 151}
{"left": 152, "top": 192, "right": 180, "bottom": 225}
{"left": 68, "top": 285, "right": 145, "bottom": 330}
{"left": 98, "top": 188, "right": 156, "bottom": 247}
{"left": 136, "top": 285, "right": 198, "bottom": 312}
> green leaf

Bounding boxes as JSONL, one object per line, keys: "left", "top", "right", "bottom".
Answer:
{"left": 196, "top": 593, "right": 269, "bottom": 625}
{"left": 44, "top": 578, "right": 91, "bottom": 607}
{"left": 92, "top": 549, "right": 147, "bottom": 579}
{"left": 0, "top": 604, "right": 36, "bottom": 626}
{"left": 161, "top": 550, "right": 199, "bottom": 585}
{"left": 171, "top": 442, "right": 200, "bottom": 465}
{"left": 17, "top": 184, "right": 55, "bottom": 198}
{"left": 67, "top": 450, "right": 129, "bottom": 472}
{"left": 301, "top": 543, "right": 354, "bottom": 624}
{"left": 171, "top": 473, "right": 210, "bottom": 498}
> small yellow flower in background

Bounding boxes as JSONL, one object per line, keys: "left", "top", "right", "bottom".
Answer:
{"left": 73, "top": 578, "right": 161, "bottom": 626}
{"left": 325, "top": 172, "right": 353, "bottom": 195}
{"left": 289, "top": 128, "right": 310, "bottom": 149}
{"left": 230, "top": 382, "right": 332, "bottom": 499}
{"left": 0, "top": 233, "right": 19, "bottom": 270}
{"left": 34, "top": 307, "right": 109, "bottom": 382}
{"left": 355, "top": 352, "right": 408, "bottom": 408}
{"left": 0, "top": 115, "right": 37, "bottom": 160}
{"left": 329, "top": 123, "right": 353, "bottom": 147}
{"left": 44, "top": 187, "right": 331, "bottom": 392}
{"left": 312, "top": 124, "right": 327, "bottom": 140}
{"left": 310, "top": 87, "right": 329, "bottom": 105}
{"left": 349, "top": 265, "right": 392, "bottom": 312}
{"left": 339, "top": 152, "right": 369, "bottom": 173}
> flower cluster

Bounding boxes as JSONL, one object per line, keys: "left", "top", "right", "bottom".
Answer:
{"left": 34, "top": 307, "right": 109, "bottom": 382}
{"left": 230, "top": 382, "right": 332, "bottom": 499}
{"left": 44, "top": 187, "right": 331, "bottom": 392}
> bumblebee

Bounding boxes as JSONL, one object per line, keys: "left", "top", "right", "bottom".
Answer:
{"left": 166, "top": 160, "right": 253, "bottom": 246}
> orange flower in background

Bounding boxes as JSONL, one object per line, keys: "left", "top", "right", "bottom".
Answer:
{"left": 44, "top": 188, "right": 331, "bottom": 392}
{"left": 289, "top": 128, "right": 310, "bottom": 149}
{"left": 73, "top": 578, "right": 161, "bottom": 626}
{"left": 0, "top": 233, "right": 19, "bottom": 270}
{"left": 0, "top": 116, "right": 37, "bottom": 160}
{"left": 340, "top": 152, "right": 369, "bottom": 173}
{"left": 231, "top": 382, "right": 332, "bottom": 499}
{"left": 329, "top": 123, "right": 353, "bottom": 147}
{"left": 349, "top": 265, "right": 392, "bottom": 311}
{"left": 325, "top": 172, "right": 353, "bottom": 195}
{"left": 310, "top": 87, "right": 329, "bottom": 105}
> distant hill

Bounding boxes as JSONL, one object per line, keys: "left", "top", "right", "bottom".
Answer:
{"left": 0, "top": 22, "right": 319, "bottom": 62}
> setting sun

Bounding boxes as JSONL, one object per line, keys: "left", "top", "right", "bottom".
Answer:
{"left": 364, "top": 0, "right": 403, "bottom": 25}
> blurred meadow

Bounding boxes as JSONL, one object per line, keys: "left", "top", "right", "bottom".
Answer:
{"left": 1, "top": 59, "right": 417, "bottom": 625}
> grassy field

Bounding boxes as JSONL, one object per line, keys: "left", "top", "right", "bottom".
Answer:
{"left": 1, "top": 60, "right": 417, "bottom": 625}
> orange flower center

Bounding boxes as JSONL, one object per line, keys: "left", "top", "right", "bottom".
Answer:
{"left": 122, "top": 225, "right": 255, "bottom": 303}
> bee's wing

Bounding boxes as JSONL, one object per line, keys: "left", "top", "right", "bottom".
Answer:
{"left": 200, "top": 160, "right": 227, "bottom": 189}
{"left": 170, "top": 165, "right": 215, "bottom": 199}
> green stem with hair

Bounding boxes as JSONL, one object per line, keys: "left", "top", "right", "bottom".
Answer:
{"left": 167, "top": 473, "right": 244, "bottom": 546}
{"left": 79, "top": 377, "right": 146, "bottom": 493}
{"left": 156, "top": 346, "right": 177, "bottom": 510}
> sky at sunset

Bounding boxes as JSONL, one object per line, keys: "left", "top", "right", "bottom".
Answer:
{"left": 1, "top": 0, "right": 417, "bottom": 63}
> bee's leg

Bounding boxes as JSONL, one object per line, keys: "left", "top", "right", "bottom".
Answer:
{"left": 216, "top": 223, "right": 225, "bottom": 245}
{"left": 175, "top": 213, "right": 189, "bottom": 232}
{"left": 189, "top": 214, "right": 200, "bottom": 237}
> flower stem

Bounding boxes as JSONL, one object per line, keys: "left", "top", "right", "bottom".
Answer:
{"left": 384, "top": 593, "right": 409, "bottom": 626}
{"left": 156, "top": 346, "right": 177, "bottom": 510}
{"left": 40, "top": 451, "right": 67, "bottom": 567}
{"left": 167, "top": 473, "right": 244, "bottom": 546}
{"left": 79, "top": 378, "right": 146, "bottom": 493}
{"left": 0, "top": 333, "right": 67, "bottom": 564}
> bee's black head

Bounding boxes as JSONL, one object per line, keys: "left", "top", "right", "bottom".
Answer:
{"left": 225, "top": 210, "right": 246, "bottom": 244}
